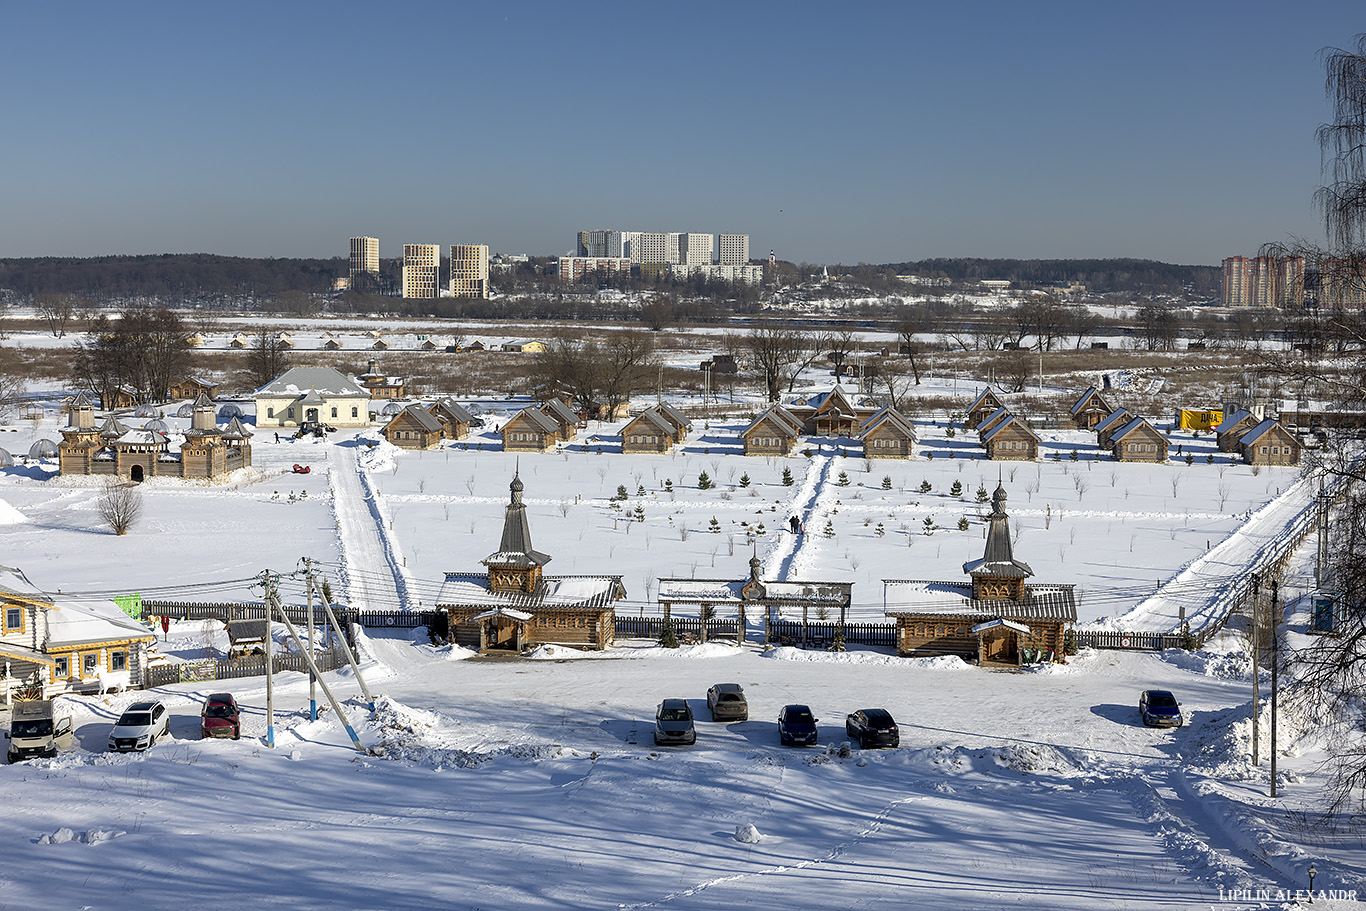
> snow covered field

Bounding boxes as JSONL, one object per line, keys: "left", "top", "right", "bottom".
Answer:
{"left": 0, "top": 395, "right": 1358, "bottom": 909}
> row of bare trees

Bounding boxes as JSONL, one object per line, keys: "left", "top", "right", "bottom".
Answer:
{"left": 72, "top": 307, "right": 193, "bottom": 407}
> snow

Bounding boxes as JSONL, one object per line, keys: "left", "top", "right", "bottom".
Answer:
{"left": 0, "top": 387, "right": 1361, "bottom": 908}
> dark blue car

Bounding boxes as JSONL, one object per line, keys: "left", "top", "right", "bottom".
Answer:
{"left": 778, "top": 704, "right": 818, "bottom": 746}
{"left": 1139, "top": 690, "right": 1183, "bottom": 728}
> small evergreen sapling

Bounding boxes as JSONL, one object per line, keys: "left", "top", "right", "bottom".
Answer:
{"left": 739, "top": 473, "right": 751, "bottom": 488}
{"left": 918, "top": 480, "right": 932, "bottom": 494}
{"left": 698, "top": 471, "right": 712, "bottom": 490}
{"left": 781, "top": 467, "right": 794, "bottom": 486}
{"left": 950, "top": 480, "right": 963, "bottom": 497}
{"left": 957, "top": 517, "right": 969, "bottom": 531}
{"left": 657, "top": 620, "right": 680, "bottom": 649}
{"left": 837, "top": 471, "right": 850, "bottom": 487}
{"left": 709, "top": 516, "right": 720, "bottom": 533}
{"left": 881, "top": 475, "right": 892, "bottom": 490}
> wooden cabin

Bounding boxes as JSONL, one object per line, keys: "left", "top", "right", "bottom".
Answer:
{"left": 1068, "top": 386, "right": 1112, "bottom": 429}
{"left": 539, "top": 398, "right": 581, "bottom": 442}
{"left": 167, "top": 378, "right": 219, "bottom": 401}
{"left": 1095, "top": 408, "right": 1134, "bottom": 449}
{"left": 382, "top": 405, "right": 444, "bottom": 450}
{"left": 964, "top": 388, "right": 1006, "bottom": 430}
{"left": 981, "top": 416, "right": 1039, "bottom": 461}
{"left": 437, "top": 473, "right": 625, "bottom": 651}
{"left": 428, "top": 399, "right": 475, "bottom": 440}
{"left": 976, "top": 406, "right": 1013, "bottom": 441}
{"left": 621, "top": 407, "right": 682, "bottom": 454}
{"left": 1214, "top": 409, "right": 1259, "bottom": 452}
{"left": 1238, "top": 419, "right": 1301, "bottom": 466}
{"left": 1108, "top": 417, "right": 1168, "bottom": 463}
{"left": 502, "top": 407, "right": 561, "bottom": 452}
{"left": 787, "top": 386, "right": 876, "bottom": 436}
{"left": 884, "top": 484, "right": 1075, "bottom": 664}
{"left": 858, "top": 406, "right": 916, "bottom": 459}
{"left": 741, "top": 405, "right": 803, "bottom": 456}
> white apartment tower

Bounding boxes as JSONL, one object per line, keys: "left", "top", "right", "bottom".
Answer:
{"left": 349, "top": 236, "right": 379, "bottom": 277}
{"left": 577, "top": 230, "right": 609, "bottom": 258}
{"left": 679, "top": 233, "right": 713, "bottom": 266}
{"left": 718, "top": 234, "right": 749, "bottom": 266}
{"left": 634, "top": 232, "right": 682, "bottom": 265}
{"left": 449, "top": 244, "right": 490, "bottom": 299}
{"left": 402, "top": 244, "right": 440, "bottom": 299}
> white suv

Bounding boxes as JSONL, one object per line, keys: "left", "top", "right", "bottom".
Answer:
{"left": 107, "top": 700, "right": 170, "bottom": 752}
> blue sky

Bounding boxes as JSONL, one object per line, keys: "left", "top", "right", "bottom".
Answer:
{"left": 2, "top": 2, "right": 1361, "bottom": 266}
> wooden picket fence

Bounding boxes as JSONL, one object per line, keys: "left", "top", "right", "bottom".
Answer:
{"left": 1073, "top": 630, "right": 1187, "bottom": 652}
{"left": 143, "top": 647, "right": 348, "bottom": 689}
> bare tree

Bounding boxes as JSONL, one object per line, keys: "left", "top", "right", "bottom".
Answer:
{"left": 896, "top": 311, "right": 928, "bottom": 384}
{"left": 34, "top": 293, "right": 78, "bottom": 338}
{"left": 744, "top": 324, "right": 809, "bottom": 402}
{"left": 97, "top": 479, "right": 143, "bottom": 536}
{"left": 245, "top": 328, "right": 292, "bottom": 390}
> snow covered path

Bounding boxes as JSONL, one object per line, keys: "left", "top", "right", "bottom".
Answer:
{"left": 770, "top": 454, "right": 831, "bottom": 581}
{"left": 328, "top": 444, "right": 413, "bottom": 611}
{"left": 1106, "top": 476, "right": 1319, "bottom": 634}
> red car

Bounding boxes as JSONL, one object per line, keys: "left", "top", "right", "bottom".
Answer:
{"left": 201, "top": 693, "right": 241, "bottom": 740}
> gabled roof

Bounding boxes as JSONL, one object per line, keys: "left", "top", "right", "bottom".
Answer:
{"left": 978, "top": 406, "right": 1012, "bottom": 436}
{"left": 1214, "top": 409, "right": 1254, "bottom": 433}
{"left": 966, "top": 387, "right": 1003, "bottom": 413}
{"left": 253, "top": 367, "right": 369, "bottom": 398}
{"left": 507, "top": 407, "right": 560, "bottom": 434}
{"left": 622, "top": 409, "right": 674, "bottom": 436}
{"left": 1095, "top": 408, "right": 1133, "bottom": 436}
{"left": 0, "top": 565, "right": 55, "bottom": 608}
{"left": 883, "top": 580, "right": 1077, "bottom": 622}
{"left": 743, "top": 405, "right": 803, "bottom": 437}
{"left": 46, "top": 598, "right": 154, "bottom": 649}
{"left": 431, "top": 399, "right": 475, "bottom": 424}
{"left": 1069, "top": 385, "right": 1109, "bottom": 415}
{"left": 981, "top": 415, "right": 1038, "bottom": 444}
{"left": 389, "top": 405, "right": 443, "bottom": 434}
{"left": 541, "top": 399, "right": 579, "bottom": 425}
{"left": 98, "top": 416, "right": 130, "bottom": 438}
{"left": 654, "top": 402, "right": 691, "bottom": 431}
{"left": 1239, "top": 418, "right": 1293, "bottom": 446}
{"left": 1110, "top": 416, "right": 1164, "bottom": 444}
{"left": 859, "top": 406, "right": 916, "bottom": 439}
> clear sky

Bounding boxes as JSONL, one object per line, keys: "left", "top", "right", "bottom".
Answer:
{"left": 2, "top": 2, "right": 1361, "bottom": 266}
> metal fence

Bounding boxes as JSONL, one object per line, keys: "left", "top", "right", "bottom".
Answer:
{"left": 1073, "top": 630, "right": 1186, "bottom": 652}
{"left": 144, "top": 647, "right": 348, "bottom": 689}
{"left": 145, "top": 601, "right": 449, "bottom": 642}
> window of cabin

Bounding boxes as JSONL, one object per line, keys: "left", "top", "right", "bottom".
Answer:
{"left": 332, "top": 407, "right": 338, "bottom": 418}
{"left": 110, "top": 650, "right": 127, "bottom": 672}
{"left": 4, "top": 606, "right": 22, "bottom": 633}
{"left": 52, "top": 656, "right": 69, "bottom": 680}
{"left": 267, "top": 407, "right": 275, "bottom": 419}
{"left": 82, "top": 652, "right": 99, "bottom": 676}
{"left": 287, "top": 407, "right": 295, "bottom": 419}
{"left": 352, "top": 407, "right": 359, "bottom": 418}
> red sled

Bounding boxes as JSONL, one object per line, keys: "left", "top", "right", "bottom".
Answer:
{"left": 292, "top": 464, "right": 311, "bottom": 474}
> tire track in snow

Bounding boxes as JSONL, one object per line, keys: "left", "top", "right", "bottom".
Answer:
{"left": 615, "top": 792, "right": 922, "bottom": 910}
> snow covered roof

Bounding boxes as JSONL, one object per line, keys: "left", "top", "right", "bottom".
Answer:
{"left": 1110, "top": 416, "right": 1162, "bottom": 444}
{"left": 658, "top": 578, "right": 852, "bottom": 605}
{"left": 1068, "top": 386, "right": 1106, "bottom": 415}
{"left": 254, "top": 367, "right": 369, "bottom": 398}
{"left": 390, "top": 405, "right": 442, "bottom": 434}
{"left": 0, "top": 565, "right": 55, "bottom": 606}
{"left": 1095, "top": 408, "right": 1133, "bottom": 435}
{"left": 436, "top": 574, "right": 624, "bottom": 610}
{"left": 743, "top": 405, "right": 802, "bottom": 437}
{"left": 1239, "top": 418, "right": 1290, "bottom": 446}
{"left": 859, "top": 406, "right": 916, "bottom": 439}
{"left": 1213, "top": 409, "right": 1253, "bottom": 434}
{"left": 45, "top": 598, "right": 154, "bottom": 649}
{"left": 981, "top": 416, "right": 1037, "bottom": 444}
{"left": 882, "top": 580, "right": 1077, "bottom": 622}
{"left": 471, "top": 607, "right": 535, "bottom": 622}
{"left": 966, "top": 387, "right": 1002, "bottom": 413}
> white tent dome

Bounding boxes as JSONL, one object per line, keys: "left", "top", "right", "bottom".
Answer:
{"left": 28, "top": 439, "right": 58, "bottom": 459}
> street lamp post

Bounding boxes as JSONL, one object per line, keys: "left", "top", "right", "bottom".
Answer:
{"left": 1308, "top": 863, "right": 1318, "bottom": 901}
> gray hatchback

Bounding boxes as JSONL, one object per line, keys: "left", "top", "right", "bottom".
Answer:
{"left": 706, "top": 683, "right": 748, "bottom": 722}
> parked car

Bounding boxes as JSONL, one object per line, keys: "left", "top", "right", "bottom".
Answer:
{"left": 845, "top": 708, "right": 900, "bottom": 748}
{"left": 201, "top": 693, "right": 241, "bottom": 740}
{"left": 6, "top": 699, "right": 73, "bottom": 762}
{"left": 654, "top": 699, "right": 696, "bottom": 746}
{"left": 778, "top": 704, "right": 818, "bottom": 746}
{"left": 706, "top": 683, "right": 748, "bottom": 722}
{"left": 1139, "top": 690, "right": 1183, "bottom": 728}
{"left": 107, "top": 700, "right": 170, "bottom": 752}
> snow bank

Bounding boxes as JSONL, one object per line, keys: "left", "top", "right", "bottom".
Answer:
{"left": 0, "top": 497, "right": 26, "bottom": 525}
{"left": 762, "top": 646, "right": 970, "bottom": 670}
{"left": 356, "top": 434, "right": 400, "bottom": 472}
{"left": 733, "top": 823, "right": 763, "bottom": 844}
{"left": 1159, "top": 647, "right": 1253, "bottom": 681}
{"left": 526, "top": 644, "right": 593, "bottom": 660}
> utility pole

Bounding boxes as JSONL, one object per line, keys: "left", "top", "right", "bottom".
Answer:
{"left": 1316, "top": 476, "right": 1328, "bottom": 589}
{"left": 1270, "top": 578, "right": 1279, "bottom": 798}
{"left": 305, "top": 558, "right": 317, "bottom": 722}
{"left": 262, "top": 570, "right": 276, "bottom": 749}
{"left": 1250, "top": 573, "right": 1260, "bottom": 767}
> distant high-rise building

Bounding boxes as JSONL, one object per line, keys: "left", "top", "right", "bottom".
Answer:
{"left": 606, "top": 230, "right": 638, "bottom": 260}
{"left": 577, "top": 230, "right": 609, "bottom": 258}
{"left": 1315, "top": 257, "right": 1366, "bottom": 310}
{"left": 634, "top": 232, "right": 681, "bottom": 265}
{"left": 350, "top": 236, "right": 379, "bottom": 277}
{"left": 402, "top": 244, "right": 440, "bottom": 299}
{"left": 449, "top": 244, "right": 490, "bottom": 299}
{"left": 718, "top": 234, "right": 749, "bottom": 266}
{"left": 679, "top": 233, "right": 713, "bottom": 266}
{"left": 1222, "top": 255, "right": 1304, "bottom": 307}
